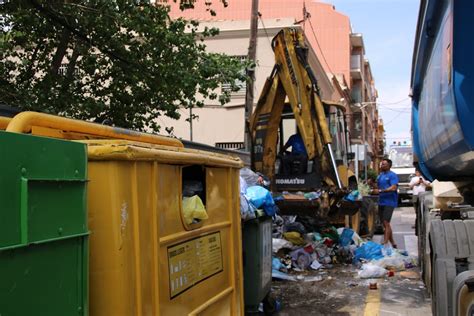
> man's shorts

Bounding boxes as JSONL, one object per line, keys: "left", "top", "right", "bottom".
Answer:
{"left": 378, "top": 205, "right": 395, "bottom": 222}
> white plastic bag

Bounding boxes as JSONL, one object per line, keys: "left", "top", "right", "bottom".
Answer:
{"left": 358, "top": 263, "right": 387, "bottom": 279}
{"left": 272, "top": 238, "right": 293, "bottom": 253}
{"left": 373, "top": 256, "right": 406, "bottom": 271}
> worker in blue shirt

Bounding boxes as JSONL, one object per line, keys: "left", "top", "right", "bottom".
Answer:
{"left": 281, "top": 131, "right": 307, "bottom": 156}
{"left": 280, "top": 130, "right": 308, "bottom": 174}
{"left": 374, "top": 158, "right": 399, "bottom": 248}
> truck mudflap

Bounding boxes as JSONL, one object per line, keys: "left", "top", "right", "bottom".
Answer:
{"left": 452, "top": 270, "right": 474, "bottom": 316}
{"left": 429, "top": 219, "right": 474, "bottom": 316}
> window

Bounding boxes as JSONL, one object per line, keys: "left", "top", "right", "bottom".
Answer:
{"left": 57, "top": 62, "right": 79, "bottom": 76}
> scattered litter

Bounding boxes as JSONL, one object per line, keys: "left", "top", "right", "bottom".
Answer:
{"left": 302, "top": 275, "right": 323, "bottom": 282}
{"left": 267, "top": 212, "right": 417, "bottom": 285}
{"left": 289, "top": 248, "right": 312, "bottom": 270}
{"left": 272, "top": 270, "right": 297, "bottom": 281}
{"left": 310, "top": 260, "right": 322, "bottom": 270}
{"left": 400, "top": 271, "right": 419, "bottom": 279}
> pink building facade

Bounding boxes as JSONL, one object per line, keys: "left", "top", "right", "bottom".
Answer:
{"left": 167, "top": 0, "right": 352, "bottom": 87}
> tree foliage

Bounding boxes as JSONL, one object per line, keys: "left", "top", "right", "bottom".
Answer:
{"left": 0, "top": 0, "right": 246, "bottom": 131}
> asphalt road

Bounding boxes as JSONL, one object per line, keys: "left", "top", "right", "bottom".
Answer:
{"left": 272, "top": 205, "right": 432, "bottom": 316}
{"left": 369, "top": 205, "right": 432, "bottom": 316}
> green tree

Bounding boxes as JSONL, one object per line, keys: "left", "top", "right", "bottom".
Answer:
{"left": 0, "top": 0, "right": 246, "bottom": 131}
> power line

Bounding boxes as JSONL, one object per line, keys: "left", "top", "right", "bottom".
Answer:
{"left": 307, "top": 15, "right": 335, "bottom": 77}
{"left": 257, "top": 14, "right": 273, "bottom": 48}
{"left": 378, "top": 104, "right": 411, "bottom": 113}
{"left": 377, "top": 97, "right": 410, "bottom": 105}
{"left": 383, "top": 111, "right": 410, "bottom": 126}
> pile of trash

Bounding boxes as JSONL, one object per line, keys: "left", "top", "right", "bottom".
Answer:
{"left": 239, "top": 168, "right": 276, "bottom": 221}
{"left": 271, "top": 215, "right": 417, "bottom": 281}
{"left": 238, "top": 167, "right": 417, "bottom": 282}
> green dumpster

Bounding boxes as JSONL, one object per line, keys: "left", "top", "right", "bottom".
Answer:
{"left": 0, "top": 131, "right": 88, "bottom": 316}
{"left": 242, "top": 215, "right": 272, "bottom": 313}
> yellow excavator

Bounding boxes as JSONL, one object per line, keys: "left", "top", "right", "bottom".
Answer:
{"left": 250, "top": 28, "right": 375, "bottom": 234}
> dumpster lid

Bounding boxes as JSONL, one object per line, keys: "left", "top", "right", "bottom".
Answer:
{"left": 81, "top": 139, "right": 243, "bottom": 168}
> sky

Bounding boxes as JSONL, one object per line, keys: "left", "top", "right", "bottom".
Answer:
{"left": 322, "top": 0, "right": 420, "bottom": 146}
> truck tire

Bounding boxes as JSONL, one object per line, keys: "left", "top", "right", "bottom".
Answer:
{"left": 429, "top": 219, "right": 474, "bottom": 316}
{"left": 452, "top": 270, "right": 474, "bottom": 316}
{"left": 418, "top": 192, "right": 433, "bottom": 286}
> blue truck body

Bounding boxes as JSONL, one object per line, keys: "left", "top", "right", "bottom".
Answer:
{"left": 411, "top": 0, "right": 474, "bottom": 181}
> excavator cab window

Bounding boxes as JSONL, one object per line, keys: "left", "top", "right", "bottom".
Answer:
{"left": 276, "top": 116, "right": 311, "bottom": 176}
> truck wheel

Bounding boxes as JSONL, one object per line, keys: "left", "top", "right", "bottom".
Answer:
{"left": 429, "top": 219, "right": 474, "bottom": 316}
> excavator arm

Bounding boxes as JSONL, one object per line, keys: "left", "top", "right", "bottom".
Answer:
{"left": 250, "top": 28, "right": 342, "bottom": 189}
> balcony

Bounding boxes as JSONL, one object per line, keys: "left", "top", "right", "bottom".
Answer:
{"left": 350, "top": 33, "right": 364, "bottom": 49}
{"left": 351, "top": 87, "right": 362, "bottom": 104}
{"left": 351, "top": 55, "right": 362, "bottom": 80}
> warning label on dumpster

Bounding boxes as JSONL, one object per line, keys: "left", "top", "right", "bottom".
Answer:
{"left": 168, "top": 232, "right": 223, "bottom": 298}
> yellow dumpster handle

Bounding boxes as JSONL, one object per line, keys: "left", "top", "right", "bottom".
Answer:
{"left": 6, "top": 111, "right": 183, "bottom": 148}
{"left": 0, "top": 117, "right": 11, "bottom": 130}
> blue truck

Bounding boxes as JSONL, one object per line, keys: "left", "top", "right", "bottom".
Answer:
{"left": 411, "top": 0, "right": 474, "bottom": 314}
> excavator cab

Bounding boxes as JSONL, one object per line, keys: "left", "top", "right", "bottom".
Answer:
{"left": 270, "top": 103, "right": 350, "bottom": 192}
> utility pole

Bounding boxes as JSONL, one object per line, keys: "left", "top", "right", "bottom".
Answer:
{"left": 189, "top": 107, "right": 193, "bottom": 141}
{"left": 244, "top": 0, "right": 259, "bottom": 153}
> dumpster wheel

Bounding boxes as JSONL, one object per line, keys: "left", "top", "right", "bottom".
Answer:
{"left": 262, "top": 292, "right": 281, "bottom": 315}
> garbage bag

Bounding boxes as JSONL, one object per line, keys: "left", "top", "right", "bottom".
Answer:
{"left": 344, "top": 190, "right": 362, "bottom": 202}
{"left": 320, "top": 226, "right": 339, "bottom": 242}
{"left": 272, "top": 257, "right": 284, "bottom": 271}
{"left": 246, "top": 185, "right": 276, "bottom": 216}
{"left": 339, "top": 228, "right": 355, "bottom": 247}
{"left": 239, "top": 176, "right": 248, "bottom": 195}
{"left": 354, "top": 241, "right": 384, "bottom": 262}
{"left": 272, "top": 238, "right": 293, "bottom": 253}
{"left": 239, "top": 194, "right": 257, "bottom": 221}
{"left": 284, "top": 222, "right": 306, "bottom": 235}
{"left": 182, "top": 195, "right": 208, "bottom": 225}
{"left": 289, "top": 248, "right": 312, "bottom": 270}
{"left": 358, "top": 263, "right": 387, "bottom": 278}
{"left": 240, "top": 168, "right": 261, "bottom": 187}
{"left": 182, "top": 180, "right": 204, "bottom": 197}
{"left": 373, "top": 256, "right": 406, "bottom": 271}
{"left": 283, "top": 232, "right": 306, "bottom": 245}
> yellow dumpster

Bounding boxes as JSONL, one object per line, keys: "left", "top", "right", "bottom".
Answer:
{"left": 6, "top": 112, "right": 245, "bottom": 315}
{"left": 85, "top": 140, "right": 244, "bottom": 315}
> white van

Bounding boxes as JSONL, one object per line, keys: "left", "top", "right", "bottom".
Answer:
{"left": 388, "top": 145, "right": 415, "bottom": 204}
